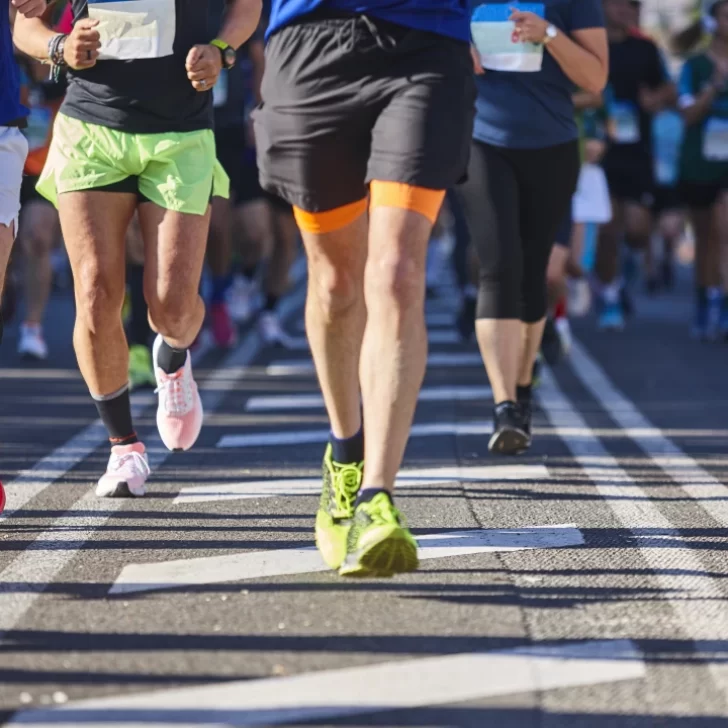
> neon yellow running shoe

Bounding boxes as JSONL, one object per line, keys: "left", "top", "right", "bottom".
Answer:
{"left": 339, "top": 492, "right": 419, "bottom": 578}
{"left": 128, "top": 344, "right": 156, "bottom": 391}
{"left": 315, "top": 445, "right": 363, "bottom": 570}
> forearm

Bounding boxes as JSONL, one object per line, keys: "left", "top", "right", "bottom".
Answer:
{"left": 682, "top": 86, "right": 718, "bottom": 126}
{"left": 217, "top": 0, "right": 262, "bottom": 50}
{"left": 13, "top": 9, "right": 57, "bottom": 60}
{"left": 573, "top": 89, "right": 603, "bottom": 111}
{"left": 546, "top": 33, "right": 607, "bottom": 95}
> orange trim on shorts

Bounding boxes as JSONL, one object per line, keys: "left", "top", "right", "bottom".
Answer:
{"left": 293, "top": 198, "right": 368, "bottom": 234}
{"left": 369, "top": 181, "right": 446, "bottom": 225}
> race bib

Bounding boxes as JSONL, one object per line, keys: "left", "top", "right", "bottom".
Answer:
{"left": 88, "top": 0, "right": 176, "bottom": 61}
{"left": 213, "top": 70, "right": 228, "bottom": 108}
{"left": 608, "top": 101, "right": 640, "bottom": 144}
{"left": 471, "top": 3, "right": 545, "bottom": 73}
{"left": 703, "top": 117, "right": 728, "bottom": 161}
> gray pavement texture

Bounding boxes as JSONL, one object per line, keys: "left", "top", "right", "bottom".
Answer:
{"left": 0, "top": 268, "right": 727, "bottom": 727}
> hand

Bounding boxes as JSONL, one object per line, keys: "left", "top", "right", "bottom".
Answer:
{"left": 509, "top": 8, "right": 549, "bottom": 44}
{"left": 584, "top": 139, "right": 606, "bottom": 164}
{"left": 470, "top": 45, "right": 485, "bottom": 75}
{"left": 63, "top": 19, "right": 101, "bottom": 70}
{"left": 186, "top": 44, "right": 222, "bottom": 93}
{"left": 638, "top": 85, "right": 661, "bottom": 113}
{"left": 11, "top": 0, "right": 47, "bottom": 19}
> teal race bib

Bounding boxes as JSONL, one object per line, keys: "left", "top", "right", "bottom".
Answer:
{"left": 609, "top": 100, "right": 640, "bottom": 144}
{"left": 88, "top": 0, "right": 176, "bottom": 61}
{"left": 703, "top": 117, "right": 728, "bottom": 161}
{"left": 471, "top": 3, "right": 545, "bottom": 73}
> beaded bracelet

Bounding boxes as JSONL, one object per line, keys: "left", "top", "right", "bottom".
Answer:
{"left": 47, "top": 33, "right": 68, "bottom": 82}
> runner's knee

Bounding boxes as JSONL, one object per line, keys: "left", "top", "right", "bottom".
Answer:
{"left": 75, "top": 266, "right": 125, "bottom": 333}
{"left": 308, "top": 261, "right": 360, "bottom": 318}
{"left": 146, "top": 289, "right": 200, "bottom": 339}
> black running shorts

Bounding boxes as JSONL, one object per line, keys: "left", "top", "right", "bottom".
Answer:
{"left": 603, "top": 158, "right": 655, "bottom": 209}
{"left": 254, "top": 11, "right": 476, "bottom": 213}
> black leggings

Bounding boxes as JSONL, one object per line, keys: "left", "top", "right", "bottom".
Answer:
{"left": 458, "top": 139, "right": 580, "bottom": 323}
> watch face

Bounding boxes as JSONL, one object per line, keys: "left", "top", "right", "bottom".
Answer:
{"left": 223, "top": 47, "right": 236, "bottom": 68}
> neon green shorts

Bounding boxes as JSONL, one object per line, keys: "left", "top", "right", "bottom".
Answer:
{"left": 37, "top": 113, "right": 229, "bottom": 216}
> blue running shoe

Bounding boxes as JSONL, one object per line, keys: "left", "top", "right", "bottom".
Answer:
{"left": 598, "top": 302, "right": 625, "bottom": 331}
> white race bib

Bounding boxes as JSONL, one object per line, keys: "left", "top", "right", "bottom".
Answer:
{"left": 703, "top": 117, "right": 728, "bottom": 161}
{"left": 213, "top": 70, "right": 229, "bottom": 108}
{"left": 608, "top": 101, "right": 640, "bottom": 144}
{"left": 470, "top": 3, "right": 545, "bottom": 73}
{"left": 88, "top": 0, "right": 176, "bottom": 61}
{"left": 572, "top": 163, "right": 612, "bottom": 224}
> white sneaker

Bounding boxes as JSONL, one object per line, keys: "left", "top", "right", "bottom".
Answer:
{"left": 567, "top": 278, "right": 592, "bottom": 318}
{"left": 18, "top": 324, "right": 48, "bottom": 360}
{"left": 96, "top": 442, "right": 150, "bottom": 498}
{"left": 259, "top": 311, "right": 292, "bottom": 347}
{"left": 226, "top": 275, "right": 259, "bottom": 324}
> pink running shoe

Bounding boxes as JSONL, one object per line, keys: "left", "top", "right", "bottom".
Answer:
{"left": 96, "top": 442, "right": 150, "bottom": 498}
{"left": 210, "top": 301, "right": 237, "bottom": 349}
{"left": 153, "top": 335, "right": 204, "bottom": 452}
{"left": 0, "top": 482, "right": 5, "bottom": 514}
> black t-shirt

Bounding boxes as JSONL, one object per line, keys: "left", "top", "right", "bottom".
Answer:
{"left": 603, "top": 34, "right": 668, "bottom": 166}
{"left": 61, "top": 0, "right": 214, "bottom": 134}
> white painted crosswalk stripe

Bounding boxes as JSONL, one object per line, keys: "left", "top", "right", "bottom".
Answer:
{"left": 537, "top": 362, "right": 728, "bottom": 706}
{"left": 217, "top": 420, "right": 493, "bottom": 448}
{"left": 570, "top": 338, "right": 728, "bottom": 528}
{"left": 10, "top": 639, "right": 643, "bottom": 728}
{"left": 173, "top": 464, "right": 549, "bottom": 504}
{"left": 109, "top": 524, "right": 583, "bottom": 595}
{"left": 266, "top": 352, "right": 482, "bottom": 376}
{"left": 244, "top": 384, "right": 493, "bottom": 412}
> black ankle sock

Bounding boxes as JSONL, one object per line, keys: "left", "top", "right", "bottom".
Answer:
{"left": 516, "top": 385, "right": 532, "bottom": 403}
{"left": 355, "top": 487, "right": 391, "bottom": 508}
{"left": 330, "top": 428, "right": 364, "bottom": 464}
{"left": 127, "top": 264, "right": 151, "bottom": 348}
{"left": 265, "top": 294, "right": 279, "bottom": 312}
{"left": 156, "top": 339, "right": 187, "bottom": 374}
{"left": 93, "top": 386, "right": 138, "bottom": 445}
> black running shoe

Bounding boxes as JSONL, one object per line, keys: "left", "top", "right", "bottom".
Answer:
{"left": 489, "top": 402, "right": 529, "bottom": 455}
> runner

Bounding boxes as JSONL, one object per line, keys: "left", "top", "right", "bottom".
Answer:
{"left": 2, "top": 0, "right": 49, "bottom": 515}
{"left": 1, "top": 0, "right": 47, "bottom": 348}
{"left": 675, "top": 0, "right": 728, "bottom": 340}
{"left": 542, "top": 87, "right": 606, "bottom": 365}
{"left": 255, "top": 0, "right": 475, "bottom": 576}
{"left": 13, "top": 0, "right": 261, "bottom": 496}
{"left": 458, "top": 0, "right": 607, "bottom": 454}
{"left": 16, "top": 54, "right": 64, "bottom": 360}
{"left": 596, "top": 0, "right": 676, "bottom": 331}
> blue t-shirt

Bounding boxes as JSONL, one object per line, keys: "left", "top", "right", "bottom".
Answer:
{"left": 267, "top": 0, "right": 470, "bottom": 42}
{"left": 471, "top": 0, "right": 604, "bottom": 149}
{"left": 0, "top": 0, "right": 29, "bottom": 126}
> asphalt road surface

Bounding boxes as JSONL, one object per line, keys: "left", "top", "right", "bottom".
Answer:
{"left": 1, "top": 264, "right": 727, "bottom": 727}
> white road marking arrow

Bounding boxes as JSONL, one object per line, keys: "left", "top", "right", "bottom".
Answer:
{"left": 109, "top": 524, "right": 582, "bottom": 596}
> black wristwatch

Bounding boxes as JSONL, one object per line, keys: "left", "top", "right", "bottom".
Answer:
{"left": 211, "top": 39, "right": 236, "bottom": 69}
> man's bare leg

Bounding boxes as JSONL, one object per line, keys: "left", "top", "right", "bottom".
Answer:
{"left": 359, "top": 206, "right": 433, "bottom": 491}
